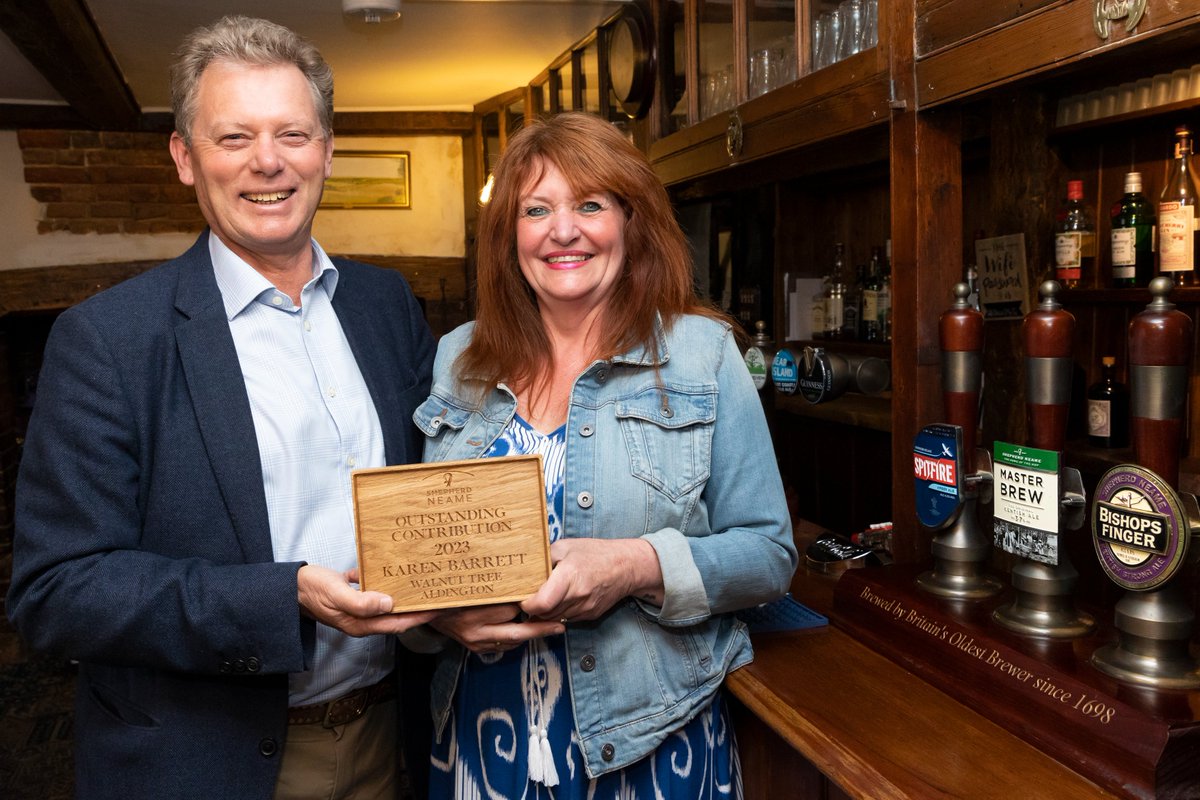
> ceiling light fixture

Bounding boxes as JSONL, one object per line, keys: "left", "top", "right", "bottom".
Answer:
{"left": 343, "top": 0, "right": 402, "bottom": 24}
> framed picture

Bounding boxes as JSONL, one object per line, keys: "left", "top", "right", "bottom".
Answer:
{"left": 321, "top": 150, "right": 411, "bottom": 209}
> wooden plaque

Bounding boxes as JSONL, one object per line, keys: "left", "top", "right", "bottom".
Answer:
{"left": 352, "top": 455, "right": 551, "bottom": 612}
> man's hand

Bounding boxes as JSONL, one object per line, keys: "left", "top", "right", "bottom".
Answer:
{"left": 297, "top": 564, "right": 438, "bottom": 636}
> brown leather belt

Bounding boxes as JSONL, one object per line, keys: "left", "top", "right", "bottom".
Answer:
{"left": 286, "top": 674, "right": 396, "bottom": 728}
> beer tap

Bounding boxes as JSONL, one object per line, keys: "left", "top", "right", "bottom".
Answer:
{"left": 1091, "top": 277, "right": 1200, "bottom": 688}
{"left": 916, "top": 283, "right": 1003, "bottom": 599}
{"left": 992, "top": 280, "right": 1093, "bottom": 637}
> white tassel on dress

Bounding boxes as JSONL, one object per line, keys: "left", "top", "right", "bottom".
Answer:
{"left": 527, "top": 732, "right": 544, "bottom": 783}
{"left": 539, "top": 728, "right": 559, "bottom": 786}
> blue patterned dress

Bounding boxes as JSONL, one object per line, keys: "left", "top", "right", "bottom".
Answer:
{"left": 428, "top": 415, "right": 741, "bottom": 799}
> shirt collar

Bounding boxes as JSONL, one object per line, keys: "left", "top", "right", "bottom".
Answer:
{"left": 210, "top": 234, "right": 340, "bottom": 320}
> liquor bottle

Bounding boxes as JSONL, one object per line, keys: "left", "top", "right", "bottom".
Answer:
{"left": 862, "top": 247, "right": 883, "bottom": 342}
{"left": 879, "top": 241, "right": 892, "bottom": 342}
{"left": 825, "top": 243, "right": 847, "bottom": 339}
{"left": 841, "top": 263, "right": 865, "bottom": 340}
{"left": 1158, "top": 125, "right": 1200, "bottom": 286}
{"left": 1087, "top": 356, "right": 1129, "bottom": 448}
{"left": 1054, "top": 179, "right": 1095, "bottom": 289}
{"left": 1110, "top": 171, "right": 1155, "bottom": 288}
{"left": 825, "top": 280, "right": 844, "bottom": 339}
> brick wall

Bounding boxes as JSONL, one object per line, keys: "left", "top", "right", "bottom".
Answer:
{"left": 18, "top": 129, "right": 205, "bottom": 235}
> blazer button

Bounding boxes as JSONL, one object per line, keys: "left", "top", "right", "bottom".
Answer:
{"left": 580, "top": 654, "right": 596, "bottom": 672}
{"left": 601, "top": 743, "right": 615, "bottom": 761}
{"left": 259, "top": 738, "right": 279, "bottom": 757}
{"left": 246, "top": 657, "right": 261, "bottom": 673}
{"left": 579, "top": 424, "right": 594, "bottom": 437}
{"left": 576, "top": 491, "right": 593, "bottom": 509}
{"left": 219, "top": 660, "right": 232, "bottom": 673}
{"left": 233, "top": 659, "right": 247, "bottom": 673}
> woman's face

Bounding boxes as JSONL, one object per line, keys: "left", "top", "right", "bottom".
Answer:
{"left": 515, "top": 161, "right": 627, "bottom": 318}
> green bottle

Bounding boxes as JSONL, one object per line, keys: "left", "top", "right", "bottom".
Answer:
{"left": 1110, "top": 171, "right": 1155, "bottom": 288}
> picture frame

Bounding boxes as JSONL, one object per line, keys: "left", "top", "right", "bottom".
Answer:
{"left": 321, "top": 150, "right": 411, "bottom": 209}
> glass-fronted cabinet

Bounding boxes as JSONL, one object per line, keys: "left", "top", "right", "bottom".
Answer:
{"left": 651, "top": 0, "right": 889, "bottom": 185}
{"left": 665, "top": 0, "right": 884, "bottom": 128}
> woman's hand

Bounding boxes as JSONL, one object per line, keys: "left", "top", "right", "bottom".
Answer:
{"left": 520, "top": 538, "right": 664, "bottom": 623}
{"left": 430, "top": 603, "right": 564, "bottom": 655}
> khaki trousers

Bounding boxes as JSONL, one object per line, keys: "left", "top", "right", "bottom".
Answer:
{"left": 273, "top": 697, "right": 399, "bottom": 800}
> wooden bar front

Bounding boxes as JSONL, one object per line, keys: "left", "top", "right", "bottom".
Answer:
{"left": 726, "top": 520, "right": 1136, "bottom": 799}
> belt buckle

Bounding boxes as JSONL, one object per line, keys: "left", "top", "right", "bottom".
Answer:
{"left": 321, "top": 691, "right": 367, "bottom": 728}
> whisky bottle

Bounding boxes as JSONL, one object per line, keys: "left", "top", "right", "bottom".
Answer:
{"left": 1054, "top": 179, "right": 1095, "bottom": 289}
{"left": 1086, "top": 356, "right": 1129, "bottom": 448}
{"left": 862, "top": 247, "right": 883, "bottom": 342}
{"left": 1110, "top": 171, "right": 1155, "bottom": 288}
{"left": 1158, "top": 125, "right": 1200, "bottom": 286}
{"left": 825, "top": 243, "right": 847, "bottom": 339}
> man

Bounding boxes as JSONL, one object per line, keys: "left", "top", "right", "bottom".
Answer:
{"left": 7, "top": 16, "right": 436, "bottom": 800}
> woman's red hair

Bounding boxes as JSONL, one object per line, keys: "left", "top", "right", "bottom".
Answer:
{"left": 458, "top": 112, "right": 724, "bottom": 392}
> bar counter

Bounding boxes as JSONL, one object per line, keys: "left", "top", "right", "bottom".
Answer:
{"left": 726, "top": 519, "right": 1116, "bottom": 799}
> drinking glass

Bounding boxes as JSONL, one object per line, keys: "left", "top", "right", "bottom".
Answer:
{"left": 703, "top": 73, "right": 717, "bottom": 118}
{"left": 837, "top": 0, "right": 864, "bottom": 61}
{"left": 821, "top": 9, "right": 841, "bottom": 67}
{"left": 812, "top": 13, "right": 827, "bottom": 71}
{"left": 715, "top": 65, "right": 732, "bottom": 113}
{"left": 862, "top": 0, "right": 879, "bottom": 50}
{"left": 750, "top": 48, "right": 772, "bottom": 97}
{"left": 779, "top": 36, "right": 797, "bottom": 84}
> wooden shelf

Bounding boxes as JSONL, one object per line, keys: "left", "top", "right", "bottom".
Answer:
{"left": 774, "top": 391, "right": 891, "bottom": 432}
{"left": 1053, "top": 96, "right": 1200, "bottom": 137}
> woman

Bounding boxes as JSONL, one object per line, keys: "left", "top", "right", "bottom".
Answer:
{"left": 412, "top": 112, "right": 796, "bottom": 798}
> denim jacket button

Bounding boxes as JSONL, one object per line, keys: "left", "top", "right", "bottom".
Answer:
{"left": 580, "top": 654, "right": 596, "bottom": 671}
{"left": 579, "top": 424, "right": 594, "bottom": 437}
{"left": 576, "top": 491, "right": 593, "bottom": 508}
{"left": 430, "top": 416, "right": 443, "bottom": 429}
{"left": 600, "top": 743, "right": 615, "bottom": 761}
{"left": 595, "top": 369, "right": 609, "bottom": 382}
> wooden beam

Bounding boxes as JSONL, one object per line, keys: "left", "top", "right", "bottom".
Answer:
{"left": 332, "top": 111, "right": 473, "bottom": 136}
{"left": 0, "top": 103, "right": 87, "bottom": 130}
{"left": 0, "top": 0, "right": 140, "bottom": 129}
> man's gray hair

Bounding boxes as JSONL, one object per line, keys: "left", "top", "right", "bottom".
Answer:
{"left": 170, "top": 15, "right": 334, "bottom": 145}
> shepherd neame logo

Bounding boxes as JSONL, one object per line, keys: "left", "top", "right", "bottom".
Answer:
{"left": 1095, "top": 502, "right": 1169, "bottom": 555}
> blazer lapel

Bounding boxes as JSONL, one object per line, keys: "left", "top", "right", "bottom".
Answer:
{"left": 331, "top": 270, "right": 413, "bottom": 465}
{"left": 172, "top": 234, "right": 274, "bottom": 563}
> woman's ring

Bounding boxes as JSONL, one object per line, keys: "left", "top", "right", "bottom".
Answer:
{"left": 560, "top": 618, "right": 569, "bottom": 625}
{"left": 493, "top": 641, "right": 503, "bottom": 651}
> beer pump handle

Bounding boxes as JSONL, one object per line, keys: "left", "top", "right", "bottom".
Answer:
{"left": 940, "top": 282, "right": 984, "bottom": 473}
{"left": 1129, "top": 276, "right": 1193, "bottom": 488}
{"left": 1023, "top": 281, "right": 1074, "bottom": 452}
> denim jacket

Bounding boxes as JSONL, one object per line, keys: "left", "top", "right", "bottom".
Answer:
{"left": 412, "top": 313, "right": 797, "bottom": 778}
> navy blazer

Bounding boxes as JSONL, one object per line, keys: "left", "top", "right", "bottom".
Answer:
{"left": 7, "top": 232, "right": 435, "bottom": 799}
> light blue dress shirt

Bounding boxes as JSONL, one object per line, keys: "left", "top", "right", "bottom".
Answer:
{"left": 210, "top": 235, "right": 390, "bottom": 706}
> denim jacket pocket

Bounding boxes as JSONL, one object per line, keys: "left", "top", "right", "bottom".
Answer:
{"left": 413, "top": 394, "right": 476, "bottom": 460}
{"left": 616, "top": 386, "right": 716, "bottom": 500}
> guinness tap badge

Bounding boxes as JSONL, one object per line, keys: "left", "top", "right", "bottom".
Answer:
{"left": 1091, "top": 464, "right": 1188, "bottom": 591}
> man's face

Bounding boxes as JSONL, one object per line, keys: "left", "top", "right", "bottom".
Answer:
{"left": 169, "top": 60, "right": 333, "bottom": 269}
